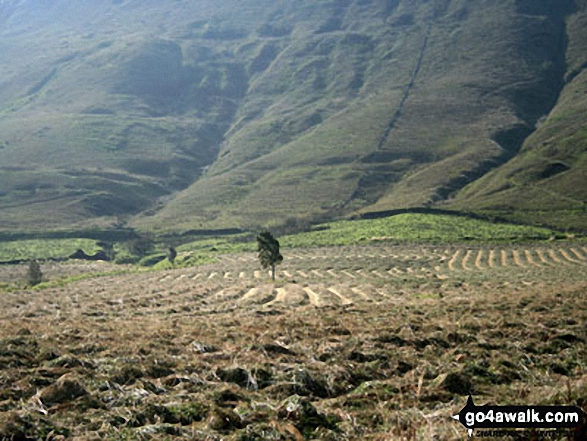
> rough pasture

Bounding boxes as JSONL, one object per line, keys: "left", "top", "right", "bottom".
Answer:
{"left": 0, "top": 243, "right": 585, "bottom": 440}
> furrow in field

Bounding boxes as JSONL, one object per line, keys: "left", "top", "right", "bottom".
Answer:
{"left": 462, "top": 250, "right": 472, "bottom": 270}
{"left": 264, "top": 287, "right": 288, "bottom": 307}
{"left": 536, "top": 250, "right": 551, "bottom": 265}
{"left": 341, "top": 270, "right": 356, "bottom": 279}
{"left": 303, "top": 287, "right": 321, "bottom": 306}
{"left": 350, "top": 287, "right": 369, "bottom": 300}
{"left": 448, "top": 250, "right": 461, "bottom": 271}
{"left": 271, "top": 284, "right": 311, "bottom": 306}
{"left": 371, "top": 270, "right": 388, "bottom": 279}
{"left": 501, "top": 250, "right": 508, "bottom": 267}
{"left": 512, "top": 250, "right": 525, "bottom": 268}
{"left": 547, "top": 249, "right": 566, "bottom": 265}
{"left": 560, "top": 249, "right": 583, "bottom": 264}
{"left": 241, "top": 287, "right": 258, "bottom": 301}
{"left": 524, "top": 250, "right": 541, "bottom": 267}
{"left": 207, "top": 288, "right": 235, "bottom": 303}
{"left": 239, "top": 286, "right": 275, "bottom": 305}
{"left": 327, "top": 287, "right": 354, "bottom": 305}
{"left": 474, "top": 250, "right": 484, "bottom": 270}
{"left": 570, "top": 248, "right": 586, "bottom": 260}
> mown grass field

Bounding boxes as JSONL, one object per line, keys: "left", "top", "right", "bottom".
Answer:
{"left": 0, "top": 215, "right": 586, "bottom": 440}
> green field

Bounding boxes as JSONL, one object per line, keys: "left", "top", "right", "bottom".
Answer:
{"left": 0, "top": 214, "right": 578, "bottom": 267}
{"left": 0, "top": 238, "right": 100, "bottom": 262}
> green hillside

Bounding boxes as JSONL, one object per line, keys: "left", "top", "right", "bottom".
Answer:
{"left": 0, "top": 0, "right": 585, "bottom": 233}
{"left": 446, "top": 0, "right": 587, "bottom": 230}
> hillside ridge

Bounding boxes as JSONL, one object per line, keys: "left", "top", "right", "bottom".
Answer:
{"left": 0, "top": 0, "right": 585, "bottom": 232}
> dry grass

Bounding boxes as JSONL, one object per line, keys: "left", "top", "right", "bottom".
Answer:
{"left": 0, "top": 243, "right": 586, "bottom": 440}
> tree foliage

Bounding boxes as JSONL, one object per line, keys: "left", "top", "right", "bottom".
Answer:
{"left": 166, "top": 247, "right": 177, "bottom": 264}
{"left": 256, "top": 230, "right": 283, "bottom": 281}
{"left": 27, "top": 259, "right": 43, "bottom": 286}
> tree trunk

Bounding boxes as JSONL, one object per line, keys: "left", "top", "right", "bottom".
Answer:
{"left": 271, "top": 264, "right": 275, "bottom": 281}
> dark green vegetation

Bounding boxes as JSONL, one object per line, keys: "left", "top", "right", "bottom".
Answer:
{"left": 256, "top": 230, "right": 283, "bottom": 281}
{"left": 0, "top": 0, "right": 585, "bottom": 234}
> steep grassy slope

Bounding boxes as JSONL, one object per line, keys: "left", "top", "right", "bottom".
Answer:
{"left": 136, "top": 0, "right": 584, "bottom": 232}
{"left": 447, "top": 0, "right": 587, "bottom": 231}
{"left": 0, "top": 0, "right": 584, "bottom": 233}
{"left": 0, "top": 0, "right": 271, "bottom": 230}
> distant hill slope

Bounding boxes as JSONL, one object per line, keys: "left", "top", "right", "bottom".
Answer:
{"left": 0, "top": 0, "right": 585, "bottom": 233}
{"left": 446, "top": 0, "right": 587, "bottom": 231}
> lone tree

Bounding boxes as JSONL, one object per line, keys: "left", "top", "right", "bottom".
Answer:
{"left": 27, "top": 260, "right": 43, "bottom": 286}
{"left": 256, "top": 230, "right": 283, "bottom": 281}
{"left": 166, "top": 247, "right": 177, "bottom": 265}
